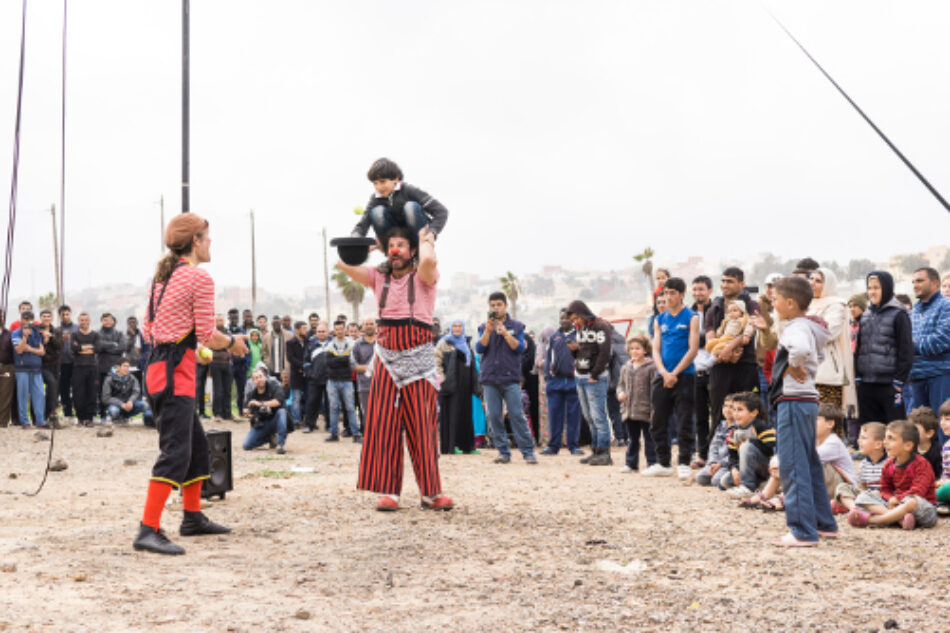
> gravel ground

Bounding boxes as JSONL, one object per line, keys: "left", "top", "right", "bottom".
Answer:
{"left": 0, "top": 420, "right": 945, "bottom": 633}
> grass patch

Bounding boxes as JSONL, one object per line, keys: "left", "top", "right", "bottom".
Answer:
{"left": 258, "top": 469, "right": 296, "bottom": 478}
{"left": 252, "top": 456, "right": 295, "bottom": 462}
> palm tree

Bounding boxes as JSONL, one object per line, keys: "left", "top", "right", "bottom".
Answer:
{"left": 38, "top": 292, "right": 57, "bottom": 311}
{"left": 332, "top": 266, "right": 365, "bottom": 321}
{"left": 499, "top": 271, "right": 522, "bottom": 318}
{"left": 633, "top": 247, "right": 655, "bottom": 303}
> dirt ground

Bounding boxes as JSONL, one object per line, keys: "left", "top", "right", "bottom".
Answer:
{"left": 0, "top": 419, "right": 946, "bottom": 633}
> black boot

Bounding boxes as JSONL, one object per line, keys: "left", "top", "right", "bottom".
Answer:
{"left": 579, "top": 447, "right": 598, "bottom": 464}
{"left": 133, "top": 523, "right": 185, "bottom": 555}
{"left": 179, "top": 511, "right": 232, "bottom": 536}
{"left": 589, "top": 448, "right": 613, "bottom": 466}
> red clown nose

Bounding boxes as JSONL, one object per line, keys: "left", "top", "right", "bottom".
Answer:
{"left": 389, "top": 248, "right": 401, "bottom": 256}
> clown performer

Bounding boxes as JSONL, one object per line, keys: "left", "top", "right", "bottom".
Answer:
{"left": 134, "top": 214, "right": 249, "bottom": 555}
{"left": 336, "top": 225, "right": 453, "bottom": 511}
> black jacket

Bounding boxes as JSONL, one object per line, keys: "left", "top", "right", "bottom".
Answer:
{"left": 352, "top": 182, "right": 449, "bottom": 237}
{"left": 96, "top": 326, "right": 127, "bottom": 374}
{"left": 101, "top": 368, "right": 141, "bottom": 407}
{"left": 303, "top": 337, "right": 329, "bottom": 383}
{"left": 286, "top": 337, "right": 307, "bottom": 390}
{"left": 565, "top": 300, "right": 613, "bottom": 379}
{"left": 855, "top": 298, "right": 914, "bottom": 384}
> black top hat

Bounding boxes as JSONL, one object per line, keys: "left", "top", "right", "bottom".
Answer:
{"left": 329, "top": 237, "right": 377, "bottom": 266}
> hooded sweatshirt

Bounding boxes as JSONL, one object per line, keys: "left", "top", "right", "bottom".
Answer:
{"left": 565, "top": 300, "right": 612, "bottom": 380}
{"left": 769, "top": 315, "right": 832, "bottom": 405}
{"left": 246, "top": 329, "right": 263, "bottom": 378}
{"left": 856, "top": 270, "right": 914, "bottom": 384}
{"left": 101, "top": 366, "right": 142, "bottom": 407}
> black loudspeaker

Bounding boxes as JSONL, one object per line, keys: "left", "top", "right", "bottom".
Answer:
{"left": 202, "top": 430, "right": 233, "bottom": 500}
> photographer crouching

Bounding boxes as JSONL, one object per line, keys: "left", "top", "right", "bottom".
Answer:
{"left": 242, "top": 367, "right": 288, "bottom": 454}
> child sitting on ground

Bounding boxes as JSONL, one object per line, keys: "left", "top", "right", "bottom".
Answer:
{"left": 908, "top": 406, "right": 943, "bottom": 480}
{"left": 351, "top": 157, "right": 449, "bottom": 244}
{"left": 935, "top": 401, "right": 950, "bottom": 516}
{"left": 616, "top": 336, "right": 657, "bottom": 473}
{"left": 848, "top": 419, "right": 938, "bottom": 530}
{"left": 705, "top": 300, "right": 756, "bottom": 355}
{"left": 833, "top": 422, "right": 887, "bottom": 514}
{"left": 722, "top": 391, "right": 776, "bottom": 498}
{"left": 816, "top": 403, "right": 856, "bottom": 499}
{"left": 694, "top": 395, "right": 736, "bottom": 487}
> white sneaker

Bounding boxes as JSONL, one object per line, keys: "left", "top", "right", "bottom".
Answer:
{"left": 677, "top": 465, "right": 692, "bottom": 480}
{"left": 726, "top": 485, "right": 754, "bottom": 499}
{"left": 641, "top": 463, "right": 674, "bottom": 477}
{"left": 619, "top": 465, "right": 634, "bottom": 473}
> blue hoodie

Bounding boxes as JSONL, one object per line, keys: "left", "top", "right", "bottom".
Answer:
{"left": 910, "top": 291, "right": 950, "bottom": 380}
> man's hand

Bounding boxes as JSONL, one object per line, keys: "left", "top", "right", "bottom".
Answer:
{"left": 786, "top": 365, "right": 807, "bottom": 383}
{"left": 566, "top": 341, "right": 578, "bottom": 352}
{"left": 662, "top": 371, "right": 678, "bottom": 388}
{"left": 732, "top": 468, "right": 741, "bottom": 486}
{"left": 247, "top": 400, "right": 260, "bottom": 409}
{"left": 122, "top": 401, "right": 133, "bottom": 412}
{"left": 709, "top": 462, "right": 720, "bottom": 475}
{"left": 750, "top": 311, "right": 769, "bottom": 331}
{"left": 229, "top": 334, "right": 249, "bottom": 357}
{"left": 494, "top": 323, "right": 509, "bottom": 338}
{"left": 484, "top": 319, "right": 497, "bottom": 334}
{"left": 40, "top": 329, "right": 51, "bottom": 342}
{"left": 355, "top": 365, "right": 368, "bottom": 373}
{"left": 617, "top": 393, "right": 627, "bottom": 403}
{"left": 419, "top": 226, "right": 436, "bottom": 247}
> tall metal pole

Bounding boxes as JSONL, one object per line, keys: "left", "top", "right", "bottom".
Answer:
{"left": 50, "top": 204, "right": 61, "bottom": 307}
{"left": 59, "top": 0, "right": 67, "bottom": 306}
{"left": 322, "top": 227, "right": 331, "bottom": 320}
{"left": 181, "top": 0, "right": 190, "bottom": 214}
{"left": 250, "top": 210, "right": 257, "bottom": 313}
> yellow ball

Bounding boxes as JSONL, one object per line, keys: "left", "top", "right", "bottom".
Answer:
{"left": 353, "top": 205, "right": 364, "bottom": 216}
{"left": 199, "top": 347, "right": 212, "bottom": 360}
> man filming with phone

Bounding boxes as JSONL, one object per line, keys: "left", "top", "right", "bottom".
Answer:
{"left": 476, "top": 292, "right": 537, "bottom": 464}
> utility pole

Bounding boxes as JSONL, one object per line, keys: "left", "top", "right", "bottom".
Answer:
{"left": 159, "top": 194, "right": 165, "bottom": 254}
{"left": 250, "top": 210, "right": 257, "bottom": 314}
{"left": 181, "top": 0, "right": 190, "bottom": 214}
{"left": 322, "top": 227, "right": 331, "bottom": 320}
{"left": 50, "top": 204, "right": 61, "bottom": 307}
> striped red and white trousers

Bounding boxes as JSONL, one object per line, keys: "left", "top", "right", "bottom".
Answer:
{"left": 357, "top": 323, "right": 442, "bottom": 497}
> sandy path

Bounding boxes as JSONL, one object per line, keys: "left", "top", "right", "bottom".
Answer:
{"left": 0, "top": 421, "right": 944, "bottom": 632}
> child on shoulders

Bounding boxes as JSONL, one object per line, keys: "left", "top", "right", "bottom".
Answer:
{"left": 848, "top": 419, "right": 938, "bottom": 530}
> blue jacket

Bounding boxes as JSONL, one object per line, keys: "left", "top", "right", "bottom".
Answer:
{"left": 11, "top": 327, "right": 43, "bottom": 372}
{"left": 910, "top": 292, "right": 950, "bottom": 380}
{"left": 476, "top": 317, "right": 525, "bottom": 385}
{"left": 544, "top": 328, "right": 576, "bottom": 391}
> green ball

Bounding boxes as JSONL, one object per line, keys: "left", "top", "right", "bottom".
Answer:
{"left": 353, "top": 205, "right": 364, "bottom": 216}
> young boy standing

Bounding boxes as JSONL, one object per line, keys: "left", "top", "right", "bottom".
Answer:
{"left": 833, "top": 421, "right": 887, "bottom": 513}
{"left": 847, "top": 419, "right": 938, "bottom": 530}
{"left": 768, "top": 276, "right": 836, "bottom": 546}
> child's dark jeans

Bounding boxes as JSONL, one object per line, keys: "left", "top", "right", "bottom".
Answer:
{"left": 624, "top": 418, "right": 656, "bottom": 469}
{"left": 369, "top": 201, "right": 428, "bottom": 238}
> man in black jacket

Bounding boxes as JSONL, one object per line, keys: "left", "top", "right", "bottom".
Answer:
{"left": 565, "top": 300, "right": 615, "bottom": 466}
{"left": 302, "top": 323, "right": 329, "bottom": 433}
{"left": 38, "top": 310, "right": 63, "bottom": 427}
{"left": 286, "top": 321, "right": 309, "bottom": 431}
{"left": 96, "top": 312, "right": 127, "bottom": 418}
{"left": 102, "top": 358, "right": 154, "bottom": 426}
{"left": 325, "top": 320, "right": 360, "bottom": 442}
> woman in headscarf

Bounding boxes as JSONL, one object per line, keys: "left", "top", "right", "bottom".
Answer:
{"left": 854, "top": 271, "right": 914, "bottom": 424}
{"left": 246, "top": 328, "right": 263, "bottom": 378}
{"left": 434, "top": 319, "right": 478, "bottom": 454}
{"left": 807, "top": 268, "right": 857, "bottom": 417}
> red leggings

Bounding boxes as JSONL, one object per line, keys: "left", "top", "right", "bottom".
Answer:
{"left": 357, "top": 359, "right": 441, "bottom": 497}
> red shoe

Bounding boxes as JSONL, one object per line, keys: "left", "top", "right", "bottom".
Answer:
{"left": 847, "top": 508, "right": 870, "bottom": 527}
{"left": 830, "top": 499, "right": 849, "bottom": 515}
{"left": 376, "top": 496, "right": 399, "bottom": 512}
{"left": 421, "top": 495, "right": 454, "bottom": 511}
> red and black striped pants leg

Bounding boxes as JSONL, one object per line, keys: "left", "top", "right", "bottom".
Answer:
{"left": 358, "top": 360, "right": 405, "bottom": 495}
{"left": 399, "top": 378, "right": 442, "bottom": 498}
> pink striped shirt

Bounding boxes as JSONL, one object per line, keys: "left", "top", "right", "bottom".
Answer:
{"left": 143, "top": 261, "right": 216, "bottom": 345}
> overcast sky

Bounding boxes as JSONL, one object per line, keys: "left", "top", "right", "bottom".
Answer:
{"left": 1, "top": 0, "right": 948, "bottom": 303}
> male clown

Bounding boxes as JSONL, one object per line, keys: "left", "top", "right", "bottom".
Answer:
{"left": 336, "top": 226, "right": 453, "bottom": 511}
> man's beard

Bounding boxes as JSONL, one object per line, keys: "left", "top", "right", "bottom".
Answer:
{"left": 389, "top": 254, "right": 411, "bottom": 271}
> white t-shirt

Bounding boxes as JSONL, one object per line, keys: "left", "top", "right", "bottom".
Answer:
{"left": 817, "top": 433, "right": 856, "bottom": 484}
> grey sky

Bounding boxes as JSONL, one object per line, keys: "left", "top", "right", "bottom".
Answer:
{"left": 1, "top": 0, "right": 948, "bottom": 303}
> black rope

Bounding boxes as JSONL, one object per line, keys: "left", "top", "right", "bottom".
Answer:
{"left": 767, "top": 8, "right": 950, "bottom": 214}
{"left": 2, "top": 0, "right": 28, "bottom": 315}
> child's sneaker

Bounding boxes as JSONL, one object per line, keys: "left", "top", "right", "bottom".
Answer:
{"left": 901, "top": 512, "right": 916, "bottom": 530}
{"left": 937, "top": 502, "right": 950, "bottom": 517}
{"left": 619, "top": 465, "right": 634, "bottom": 473}
{"left": 830, "top": 499, "right": 849, "bottom": 515}
{"left": 676, "top": 465, "right": 691, "bottom": 480}
{"left": 847, "top": 508, "right": 870, "bottom": 527}
{"left": 726, "top": 485, "right": 754, "bottom": 499}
